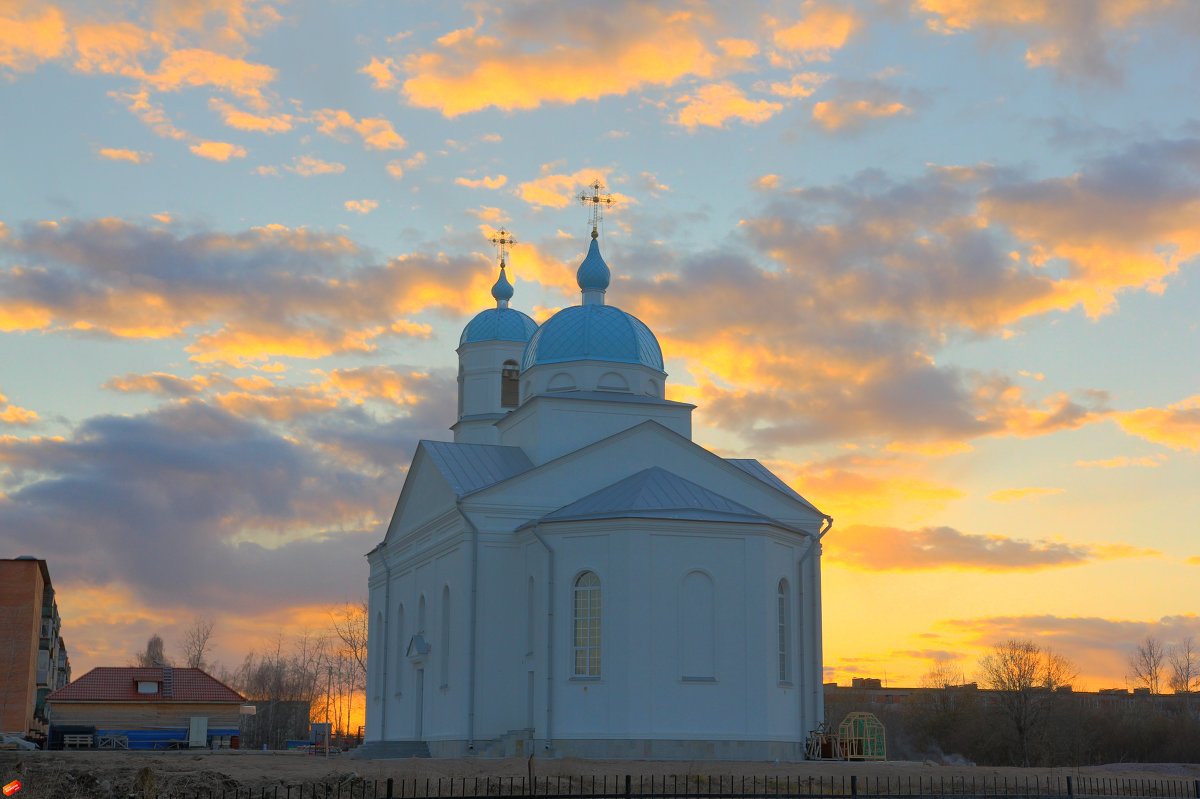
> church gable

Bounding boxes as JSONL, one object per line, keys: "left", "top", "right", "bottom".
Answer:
{"left": 541, "top": 466, "right": 783, "bottom": 527}
{"left": 467, "top": 420, "right": 827, "bottom": 530}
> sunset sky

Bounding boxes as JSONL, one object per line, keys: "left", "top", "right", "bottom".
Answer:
{"left": 2, "top": 0, "right": 1198, "bottom": 694}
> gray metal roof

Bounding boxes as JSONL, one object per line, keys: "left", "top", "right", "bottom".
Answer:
{"left": 541, "top": 466, "right": 784, "bottom": 525}
{"left": 420, "top": 440, "right": 534, "bottom": 497}
{"left": 725, "top": 458, "right": 822, "bottom": 513}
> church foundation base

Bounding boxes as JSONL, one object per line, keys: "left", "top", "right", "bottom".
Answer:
{"left": 354, "top": 738, "right": 806, "bottom": 761}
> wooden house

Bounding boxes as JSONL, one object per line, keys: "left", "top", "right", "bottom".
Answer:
{"left": 45, "top": 666, "right": 244, "bottom": 750}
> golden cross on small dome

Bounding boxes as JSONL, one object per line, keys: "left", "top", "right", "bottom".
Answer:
{"left": 578, "top": 179, "right": 614, "bottom": 239}
{"left": 488, "top": 228, "right": 516, "bottom": 266}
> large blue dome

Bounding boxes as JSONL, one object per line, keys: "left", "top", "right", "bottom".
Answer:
{"left": 460, "top": 307, "right": 538, "bottom": 346}
{"left": 521, "top": 304, "right": 663, "bottom": 371}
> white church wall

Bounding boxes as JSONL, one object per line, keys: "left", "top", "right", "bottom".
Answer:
{"left": 497, "top": 398, "right": 691, "bottom": 465}
{"left": 471, "top": 535, "right": 531, "bottom": 742}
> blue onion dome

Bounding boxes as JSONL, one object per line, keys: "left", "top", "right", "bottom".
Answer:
{"left": 460, "top": 306, "right": 538, "bottom": 346}
{"left": 491, "top": 262, "right": 514, "bottom": 302}
{"left": 521, "top": 304, "right": 663, "bottom": 371}
{"left": 576, "top": 236, "right": 611, "bottom": 292}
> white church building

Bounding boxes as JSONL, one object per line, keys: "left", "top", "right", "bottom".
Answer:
{"left": 361, "top": 221, "right": 832, "bottom": 760}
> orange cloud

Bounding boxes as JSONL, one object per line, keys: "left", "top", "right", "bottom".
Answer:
{"left": 716, "top": 38, "right": 758, "bottom": 59}
{"left": 286, "top": 155, "right": 345, "bottom": 176}
{"left": 110, "top": 89, "right": 189, "bottom": 140}
{"left": 764, "top": 71, "right": 828, "bottom": 98}
{"left": 812, "top": 98, "right": 911, "bottom": 131}
{"left": 189, "top": 140, "right": 247, "bottom": 161}
{"left": 360, "top": 56, "right": 397, "bottom": 89}
{"left": 401, "top": 5, "right": 720, "bottom": 116}
{"left": 104, "top": 372, "right": 208, "bottom": 396}
{"left": 209, "top": 98, "right": 292, "bottom": 133}
{"left": 319, "top": 366, "right": 436, "bottom": 407}
{"left": 313, "top": 108, "right": 406, "bottom": 151}
{"left": 830, "top": 525, "right": 1147, "bottom": 572}
{"left": 98, "top": 147, "right": 150, "bottom": 164}
{"left": 72, "top": 20, "right": 151, "bottom": 76}
{"left": 516, "top": 166, "right": 632, "bottom": 209}
{"left": 0, "top": 390, "right": 38, "bottom": 425}
{"left": 468, "top": 206, "right": 510, "bottom": 224}
{"left": 344, "top": 199, "right": 378, "bottom": 215}
{"left": 674, "top": 82, "right": 783, "bottom": 130}
{"left": 771, "top": 3, "right": 861, "bottom": 60}
{"left": 988, "top": 486, "right": 1065, "bottom": 503}
{"left": 143, "top": 48, "right": 276, "bottom": 106}
{"left": 187, "top": 325, "right": 388, "bottom": 366}
{"left": 455, "top": 174, "right": 507, "bottom": 190}
{"left": 1117, "top": 395, "right": 1200, "bottom": 451}
{"left": 0, "top": 2, "right": 68, "bottom": 72}
{"left": 1075, "top": 455, "right": 1165, "bottom": 469}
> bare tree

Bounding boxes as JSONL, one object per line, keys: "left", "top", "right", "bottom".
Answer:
{"left": 978, "top": 638, "right": 1077, "bottom": 766}
{"left": 134, "top": 633, "right": 170, "bottom": 667}
{"left": 1168, "top": 636, "right": 1198, "bottom": 693}
{"left": 181, "top": 617, "right": 215, "bottom": 670}
{"left": 1128, "top": 636, "right": 1166, "bottom": 694}
{"left": 331, "top": 602, "right": 369, "bottom": 679}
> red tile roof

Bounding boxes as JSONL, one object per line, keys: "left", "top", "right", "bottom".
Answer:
{"left": 46, "top": 667, "right": 245, "bottom": 703}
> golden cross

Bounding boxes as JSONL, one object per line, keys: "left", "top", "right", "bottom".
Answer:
{"left": 488, "top": 228, "right": 516, "bottom": 265}
{"left": 578, "top": 180, "right": 615, "bottom": 238}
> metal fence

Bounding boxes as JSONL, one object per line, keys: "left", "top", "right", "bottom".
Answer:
{"left": 182, "top": 775, "right": 1200, "bottom": 799}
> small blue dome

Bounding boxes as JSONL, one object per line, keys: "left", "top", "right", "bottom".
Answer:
{"left": 521, "top": 304, "right": 663, "bottom": 371}
{"left": 491, "top": 264, "right": 514, "bottom": 302}
{"left": 460, "top": 307, "right": 538, "bottom": 346}
{"left": 576, "top": 236, "right": 611, "bottom": 292}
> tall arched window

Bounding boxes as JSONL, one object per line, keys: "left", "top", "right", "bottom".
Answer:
{"left": 501, "top": 360, "right": 520, "bottom": 407}
{"left": 573, "top": 571, "right": 601, "bottom": 678}
{"left": 440, "top": 585, "right": 451, "bottom": 687}
{"left": 681, "top": 570, "right": 715, "bottom": 680}
{"left": 777, "top": 579, "right": 791, "bottom": 683}
{"left": 418, "top": 594, "right": 426, "bottom": 634}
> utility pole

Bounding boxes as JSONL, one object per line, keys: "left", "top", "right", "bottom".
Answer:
{"left": 325, "top": 665, "right": 332, "bottom": 758}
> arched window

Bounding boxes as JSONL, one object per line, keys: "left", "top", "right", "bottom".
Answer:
{"left": 526, "top": 576, "right": 536, "bottom": 657}
{"left": 681, "top": 571, "right": 715, "bottom": 680}
{"left": 573, "top": 571, "right": 601, "bottom": 678}
{"left": 418, "top": 594, "right": 426, "bottom": 634}
{"left": 395, "top": 603, "right": 405, "bottom": 694}
{"left": 777, "top": 579, "right": 791, "bottom": 683}
{"left": 501, "top": 360, "right": 520, "bottom": 407}
{"left": 440, "top": 585, "right": 451, "bottom": 688}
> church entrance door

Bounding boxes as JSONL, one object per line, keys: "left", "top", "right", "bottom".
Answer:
{"left": 414, "top": 668, "right": 424, "bottom": 739}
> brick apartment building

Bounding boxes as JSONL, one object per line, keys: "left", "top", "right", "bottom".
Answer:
{"left": 0, "top": 557, "right": 71, "bottom": 741}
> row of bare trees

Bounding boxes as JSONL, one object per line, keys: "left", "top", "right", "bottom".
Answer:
{"left": 130, "top": 602, "right": 370, "bottom": 749}
{"left": 1127, "top": 636, "right": 1198, "bottom": 694}
{"left": 830, "top": 638, "right": 1200, "bottom": 767}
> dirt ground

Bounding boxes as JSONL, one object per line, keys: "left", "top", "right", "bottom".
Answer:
{"left": 3, "top": 752, "right": 1199, "bottom": 799}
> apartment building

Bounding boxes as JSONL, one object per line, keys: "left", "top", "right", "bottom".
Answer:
{"left": 0, "top": 557, "right": 71, "bottom": 741}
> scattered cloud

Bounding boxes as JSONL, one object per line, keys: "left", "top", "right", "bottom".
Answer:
{"left": 764, "top": 71, "right": 828, "bottom": 98}
{"left": 313, "top": 108, "right": 406, "bottom": 151}
{"left": 286, "top": 155, "right": 346, "bottom": 176}
{"left": 988, "top": 486, "right": 1065, "bottom": 503}
{"left": 1075, "top": 455, "right": 1166, "bottom": 469}
{"left": 830, "top": 525, "right": 1152, "bottom": 572}
{"left": 674, "top": 82, "right": 783, "bottom": 130}
{"left": 770, "top": 3, "right": 861, "bottom": 61}
{"left": 812, "top": 97, "right": 911, "bottom": 132}
{"left": 0, "top": 390, "right": 38, "bottom": 425}
{"left": 360, "top": 56, "right": 397, "bottom": 89}
{"left": 1117, "top": 395, "right": 1200, "bottom": 451}
{"left": 344, "top": 199, "right": 379, "bottom": 215}
{"left": 400, "top": 3, "right": 723, "bottom": 116}
{"left": 98, "top": 147, "right": 150, "bottom": 164}
{"left": 455, "top": 174, "right": 508, "bottom": 190}
{"left": 209, "top": 98, "right": 293, "bottom": 133}
{"left": 189, "top": 140, "right": 247, "bottom": 161}
{"left": 517, "top": 165, "right": 629, "bottom": 209}
{"left": 0, "top": 2, "right": 69, "bottom": 72}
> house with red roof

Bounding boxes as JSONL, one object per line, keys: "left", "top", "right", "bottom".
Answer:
{"left": 45, "top": 665, "right": 245, "bottom": 750}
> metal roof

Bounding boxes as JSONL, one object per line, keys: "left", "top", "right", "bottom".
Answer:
{"left": 541, "top": 466, "right": 784, "bottom": 525}
{"left": 726, "top": 458, "right": 822, "bottom": 513}
{"left": 47, "top": 667, "right": 244, "bottom": 703}
{"left": 521, "top": 303, "right": 664, "bottom": 371}
{"left": 421, "top": 440, "right": 534, "bottom": 497}
{"left": 459, "top": 306, "right": 538, "bottom": 345}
